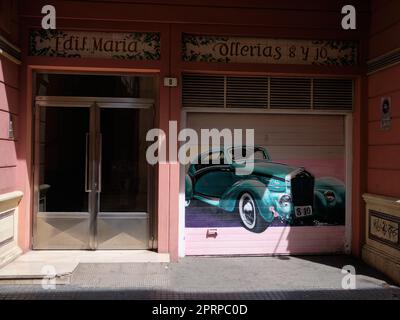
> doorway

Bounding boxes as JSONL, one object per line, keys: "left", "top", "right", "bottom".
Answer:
{"left": 33, "top": 96, "right": 154, "bottom": 250}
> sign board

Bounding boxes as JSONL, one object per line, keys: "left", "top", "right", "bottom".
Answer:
{"left": 182, "top": 34, "right": 358, "bottom": 66}
{"left": 381, "top": 97, "right": 392, "bottom": 130}
{"left": 29, "top": 30, "right": 160, "bottom": 60}
{"left": 369, "top": 210, "right": 400, "bottom": 249}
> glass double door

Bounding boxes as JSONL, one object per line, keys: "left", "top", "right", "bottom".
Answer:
{"left": 33, "top": 98, "right": 153, "bottom": 250}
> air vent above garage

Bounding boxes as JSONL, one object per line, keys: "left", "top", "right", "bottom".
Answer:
{"left": 270, "top": 77, "right": 311, "bottom": 109}
{"left": 182, "top": 74, "right": 225, "bottom": 108}
{"left": 226, "top": 76, "right": 268, "bottom": 108}
{"left": 182, "top": 74, "right": 354, "bottom": 111}
{"left": 313, "top": 78, "right": 354, "bottom": 111}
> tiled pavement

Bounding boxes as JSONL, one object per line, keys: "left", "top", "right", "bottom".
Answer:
{"left": 0, "top": 255, "right": 399, "bottom": 300}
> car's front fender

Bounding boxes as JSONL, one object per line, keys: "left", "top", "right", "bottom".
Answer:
{"left": 219, "top": 179, "right": 276, "bottom": 223}
{"left": 314, "top": 177, "right": 346, "bottom": 224}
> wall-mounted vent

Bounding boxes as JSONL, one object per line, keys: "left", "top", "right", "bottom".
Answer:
{"left": 182, "top": 74, "right": 224, "bottom": 108}
{"left": 270, "top": 77, "right": 311, "bottom": 109}
{"left": 368, "top": 48, "right": 400, "bottom": 75}
{"left": 313, "top": 78, "right": 354, "bottom": 110}
{"left": 182, "top": 74, "right": 354, "bottom": 111}
{"left": 227, "top": 77, "right": 268, "bottom": 108}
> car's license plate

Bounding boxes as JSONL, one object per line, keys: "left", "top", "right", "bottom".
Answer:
{"left": 295, "top": 206, "right": 313, "bottom": 218}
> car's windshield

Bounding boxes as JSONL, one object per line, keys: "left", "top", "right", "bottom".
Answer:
{"left": 228, "top": 147, "right": 268, "bottom": 163}
{"left": 200, "top": 151, "right": 224, "bottom": 164}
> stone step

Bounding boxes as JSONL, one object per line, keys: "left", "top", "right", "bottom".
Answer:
{"left": 0, "top": 250, "right": 170, "bottom": 284}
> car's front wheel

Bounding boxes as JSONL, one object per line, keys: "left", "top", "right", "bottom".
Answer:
{"left": 238, "top": 193, "right": 268, "bottom": 233}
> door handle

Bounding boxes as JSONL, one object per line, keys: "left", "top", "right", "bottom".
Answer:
{"left": 85, "top": 133, "right": 92, "bottom": 192}
{"left": 98, "top": 133, "right": 102, "bottom": 193}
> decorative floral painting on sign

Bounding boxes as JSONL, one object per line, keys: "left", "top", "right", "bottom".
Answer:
{"left": 182, "top": 34, "right": 358, "bottom": 66}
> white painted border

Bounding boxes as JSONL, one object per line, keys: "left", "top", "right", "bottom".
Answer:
{"left": 179, "top": 107, "right": 353, "bottom": 257}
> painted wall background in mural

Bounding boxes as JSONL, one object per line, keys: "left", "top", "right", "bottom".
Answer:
{"left": 185, "top": 114, "right": 346, "bottom": 233}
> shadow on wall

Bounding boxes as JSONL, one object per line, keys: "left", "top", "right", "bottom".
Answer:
{"left": 0, "top": 54, "right": 29, "bottom": 251}
{"left": 0, "top": 56, "right": 20, "bottom": 195}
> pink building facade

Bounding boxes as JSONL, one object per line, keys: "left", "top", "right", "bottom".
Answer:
{"left": 0, "top": 0, "right": 399, "bottom": 284}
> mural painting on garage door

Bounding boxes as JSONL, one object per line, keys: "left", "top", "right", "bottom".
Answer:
{"left": 185, "top": 114, "right": 346, "bottom": 234}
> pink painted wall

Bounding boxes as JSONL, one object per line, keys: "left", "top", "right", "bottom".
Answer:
{"left": 0, "top": 0, "right": 20, "bottom": 193}
{"left": 16, "top": 0, "right": 370, "bottom": 258}
{"left": 368, "top": 0, "right": 400, "bottom": 198}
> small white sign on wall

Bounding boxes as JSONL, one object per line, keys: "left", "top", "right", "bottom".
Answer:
{"left": 381, "top": 97, "right": 392, "bottom": 130}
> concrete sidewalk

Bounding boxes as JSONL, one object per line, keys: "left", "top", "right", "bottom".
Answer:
{"left": 0, "top": 255, "right": 399, "bottom": 300}
{"left": 0, "top": 250, "right": 169, "bottom": 284}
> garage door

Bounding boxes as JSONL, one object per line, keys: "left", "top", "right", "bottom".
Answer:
{"left": 183, "top": 75, "right": 352, "bottom": 256}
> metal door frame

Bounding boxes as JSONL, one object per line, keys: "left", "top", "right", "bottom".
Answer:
{"left": 33, "top": 96, "right": 155, "bottom": 250}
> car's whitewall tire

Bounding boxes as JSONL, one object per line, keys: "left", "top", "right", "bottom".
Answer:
{"left": 238, "top": 193, "right": 269, "bottom": 233}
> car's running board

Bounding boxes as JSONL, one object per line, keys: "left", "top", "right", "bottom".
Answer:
{"left": 193, "top": 194, "right": 220, "bottom": 207}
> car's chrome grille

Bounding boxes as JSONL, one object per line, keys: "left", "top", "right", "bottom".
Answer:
{"left": 291, "top": 171, "right": 314, "bottom": 207}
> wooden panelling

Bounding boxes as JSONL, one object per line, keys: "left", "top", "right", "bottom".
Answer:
{"left": 368, "top": 169, "right": 400, "bottom": 198}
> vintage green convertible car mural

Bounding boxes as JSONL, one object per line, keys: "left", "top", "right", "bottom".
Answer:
{"left": 185, "top": 146, "right": 345, "bottom": 233}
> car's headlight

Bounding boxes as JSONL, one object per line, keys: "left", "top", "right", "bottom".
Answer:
{"left": 279, "top": 194, "right": 292, "bottom": 207}
{"left": 324, "top": 190, "right": 336, "bottom": 202}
